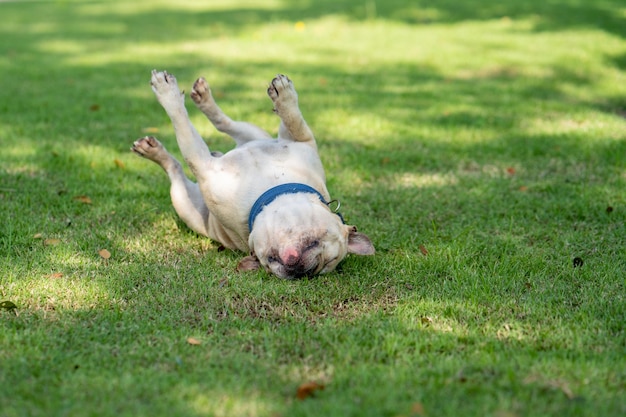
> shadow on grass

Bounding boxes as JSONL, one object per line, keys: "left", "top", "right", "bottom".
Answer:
{"left": 1, "top": 0, "right": 623, "bottom": 298}
{"left": 2, "top": 269, "right": 624, "bottom": 415}
{"left": 1, "top": 1, "right": 625, "bottom": 415}
{"left": 1, "top": 0, "right": 624, "bottom": 318}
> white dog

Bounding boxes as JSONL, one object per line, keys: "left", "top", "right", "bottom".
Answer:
{"left": 132, "top": 71, "right": 374, "bottom": 279}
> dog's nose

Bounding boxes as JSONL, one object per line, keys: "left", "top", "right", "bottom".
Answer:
{"left": 280, "top": 247, "right": 301, "bottom": 266}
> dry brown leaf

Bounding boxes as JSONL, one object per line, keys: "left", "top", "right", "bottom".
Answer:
{"left": 411, "top": 402, "right": 426, "bottom": 415}
{"left": 419, "top": 245, "right": 429, "bottom": 256}
{"left": 506, "top": 167, "right": 516, "bottom": 175}
{"left": 49, "top": 273, "right": 64, "bottom": 279}
{"left": 296, "top": 382, "right": 325, "bottom": 400}
{"left": 98, "top": 249, "right": 111, "bottom": 259}
{"left": 494, "top": 411, "right": 519, "bottom": 417}
{"left": 44, "top": 238, "right": 61, "bottom": 246}
{"left": 114, "top": 159, "right": 125, "bottom": 169}
{"left": 74, "top": 195, "right": 92, "bottom": 204}
{"left": 187, "top": 337, "right": 201, "bottom": 345}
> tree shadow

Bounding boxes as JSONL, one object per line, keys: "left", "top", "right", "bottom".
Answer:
{"left": 1, "top": 1, "right": 625, "bottom": 415}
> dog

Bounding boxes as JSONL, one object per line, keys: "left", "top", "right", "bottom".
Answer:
{"left": 132, "top": 70, "right": 374, "bottom": 279}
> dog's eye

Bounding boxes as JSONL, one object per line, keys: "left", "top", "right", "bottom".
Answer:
{"left": 306, "top": 240, "right": 320, "bottom": 251}
{"left": 267, "top": 256, "right": 278, "bottom": 263}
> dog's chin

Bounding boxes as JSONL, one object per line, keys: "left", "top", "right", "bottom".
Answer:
{"left": 265, "top": 252, "right": 324, "bottom": 280}
{"left": 271, "top": 262, "right": 321, "bottom": 280}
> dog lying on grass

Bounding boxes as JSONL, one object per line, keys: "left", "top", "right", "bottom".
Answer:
{"left": 132, "top": 71, "right": 374, "bottom": 279}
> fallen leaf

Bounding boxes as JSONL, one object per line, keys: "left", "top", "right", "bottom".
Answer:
{"left": 44, "top": 238, "right": 61, "bottom": 246}
{"left": 89, "top": 104, "right": 100, "bottom": 111}
{"left": 49, "top": 273, "right": 64, "bottom": 279}
{"left": 494, "top": 411, "right": 519, "bottom": 417}
{"left": 114, "top": 159, "right": 125, "bottom": 169}
{"left": 33, "top": 233, "right": 43, "bottom": 239}
{"left": 74, "top": 195, "right": 92, "bottom": 204}
{"left": 559, "top": 384, "right": 575, "bottom": 400}
{"left": 546, "top": 380, "right": 575, "bottom": 399}
{"left": 518, "top": 185, "right": 528, "bottom": 192}
{"left": 0, "top": 300, "right": 18, "bottom": 311}
{"left": 419, "top": 245, "right": 429, "bottom": 256}
{"left": 99, "top": 249, "right": 111, "bottom": 259}
{"left": 456, "top": 369, "right": 468, "bottom": 383}
{"left": 187, "top": 337, "right": 201, "bottom": 345}
{"left": 506, "top": 167, "right": 516, "bottom": 175}
{"left": 411, "top": 402, "right": 426, "bottom": 415}
{"left": 296, "top": 382, "right": 325, "bottom": 400}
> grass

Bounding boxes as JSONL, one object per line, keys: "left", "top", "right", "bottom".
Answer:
{"left": 1, "top": 0, "right": 625, "bottom": 416}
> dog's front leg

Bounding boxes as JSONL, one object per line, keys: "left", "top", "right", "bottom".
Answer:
{"left": 190, "top": 77, "right": 272, "bottom": 147}
{"left": 150, "top": 70, "right": 212, "bottom": 180}
{"left": 267, "top": 75, "right": 315, "bottom": 144}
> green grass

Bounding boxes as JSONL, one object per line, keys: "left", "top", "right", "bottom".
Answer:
{"left": 1, "top": 0, "right": 625, "bottom": 416}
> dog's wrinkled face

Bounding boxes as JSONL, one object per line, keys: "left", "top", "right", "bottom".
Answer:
{"left": 246, "top": 194, "right": 374, "bottom": 279}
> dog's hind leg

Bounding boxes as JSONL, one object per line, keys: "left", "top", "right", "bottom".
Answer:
{"left": 267, "top": 75, "right": 315, "bottom": 144}
{"left": 132, "top": 136, "right": 210, "bottom": 237}
{"left": 190, "top": 77, "right": 272, "bottom": 147}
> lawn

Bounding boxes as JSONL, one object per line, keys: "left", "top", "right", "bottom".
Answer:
{"left": 1, "top": 0, "right": 625, "bottom": 416}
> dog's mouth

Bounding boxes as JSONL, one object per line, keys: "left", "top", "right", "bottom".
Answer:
{"left": 275, "top": 265, "right": 320, "bottom": 280}
{"left": 267, "top": 241, "right": 325, "bottom": 279}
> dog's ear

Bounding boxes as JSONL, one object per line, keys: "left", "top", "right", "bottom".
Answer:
{"left": 347, "top": 226, "right": 375, "bottom": 255}
{"left": 236, "top": 254, "right": 262, "bottom": 272}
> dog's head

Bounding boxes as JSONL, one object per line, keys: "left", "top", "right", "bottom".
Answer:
{"left": 240, "top": 193, "right": 374, "bottom": 279}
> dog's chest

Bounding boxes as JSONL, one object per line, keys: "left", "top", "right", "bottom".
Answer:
{"left": 201, "top": 140, "right": 326, "bottom": 230}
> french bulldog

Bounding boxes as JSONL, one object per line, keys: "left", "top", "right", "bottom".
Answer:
{"left": 132, "top": 70, "right": 374, "bottom": 279}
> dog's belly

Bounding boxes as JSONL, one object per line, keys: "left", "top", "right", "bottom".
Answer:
{"left": 200, "top": 139, "right": 328, "bottom": 249}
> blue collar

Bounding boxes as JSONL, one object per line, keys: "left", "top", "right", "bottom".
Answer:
{"left": 248, "top": 183, "right": 343, "bottom": 231}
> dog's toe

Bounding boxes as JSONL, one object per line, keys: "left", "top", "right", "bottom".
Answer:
{"left": 190, "top": 77, "right": 211, "bottom": 104}
{"left": 131, "top": 136, "right": 164, "bottom": 159}
{"left": 267, "top": 74, "right": 295, "bottom": 102}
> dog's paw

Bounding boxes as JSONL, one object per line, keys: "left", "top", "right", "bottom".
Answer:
{"left": 267, "top": 74, "right": 296, "bottom": 104}
{"left": 150, "top": 70, "right": 184, "bottom": 108}
{"left": 236, "top": 255, "right": 262, "bottom": 272}
{"left": 190, "top": 77, "right": 212, "bottom": 105}
{"left": 131, "top": 136, "right": 167, "bottom": 162}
